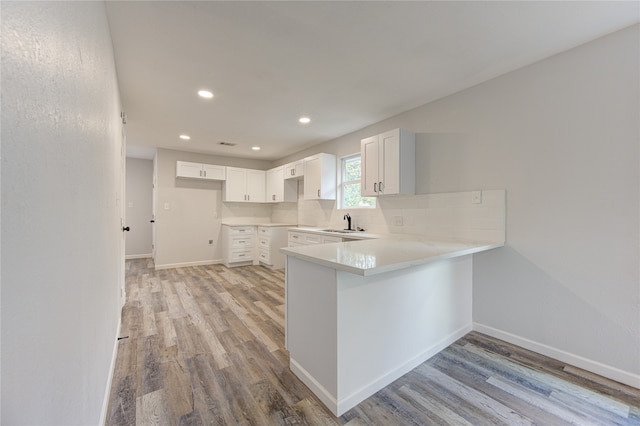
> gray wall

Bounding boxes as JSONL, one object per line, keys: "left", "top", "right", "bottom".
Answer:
{"left": 126, "top": 158, "right": 154, "bottom": 257}
{"left": 278, "top": 25, "right": 640, "bottom": 382}
{"left": 1, "top": 2, "right": 124, "bottom": 424}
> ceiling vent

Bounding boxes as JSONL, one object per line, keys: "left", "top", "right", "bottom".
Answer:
{"left": 218, "top": 141, "right": 237, "bottom": 147}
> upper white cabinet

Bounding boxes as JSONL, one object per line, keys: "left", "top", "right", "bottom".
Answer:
{"left": 223, "top": 167, "right": 266, "bottom": 202}
{"left": 176, "top": 161, "right": 226, "bottom": 180}
{"left": 361, "top": 128, "right": 415, "bottom": 197}
{"left": 266, "top": 166, "right": 297, "bottom": 203}
{"left": 303, "top": 153, "right": 336, "bottom": 200}
{"left": 284, "top": 160, "right": 304, "bottom": 180}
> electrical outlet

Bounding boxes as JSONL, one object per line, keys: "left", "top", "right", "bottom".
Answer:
{"left": 394, "top": 216, "right": 403, "bottom": 226}
{"left": 208, "top": 240, "right": 214, "bottom": 245}
{"left": 471, "top": 191, "right": 482, "bottom": 204}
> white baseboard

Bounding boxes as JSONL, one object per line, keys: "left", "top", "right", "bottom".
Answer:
{"left": 99, "top": 317, "right": 122, "bottom": 425}
{"left": 154, "top": 259, "right": 221, "bottom": 270}
{"left": 291, "top": 324, "right": 472, "bottom": 417}
{"left": 124, "top": 254, "right": 152, "bottom": 260}
{"left": 473, "top": 323, "right": 640, "bottom": 389}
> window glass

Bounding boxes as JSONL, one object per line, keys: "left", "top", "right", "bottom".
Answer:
{"left": 341, "top": 154, "right": 375, "bottom": 209}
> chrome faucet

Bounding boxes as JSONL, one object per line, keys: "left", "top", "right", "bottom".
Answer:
{"left": 344, "top": 213, "right": 352, "bottom": 231}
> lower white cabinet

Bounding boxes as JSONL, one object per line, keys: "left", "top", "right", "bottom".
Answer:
{"left": 257, "top": 226, "right": 290, "bottom": 269}
{"left": 221, "top": 225, "right": 255, "bottom": 267}
{"left": 288, "top": 230, "right": 342, "bottom": 246}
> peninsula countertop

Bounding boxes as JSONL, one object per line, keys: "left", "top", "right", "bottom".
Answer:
{"left": 280, "top": 235, "right": 503, "bottom": 276}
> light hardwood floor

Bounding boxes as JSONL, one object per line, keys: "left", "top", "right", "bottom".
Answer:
{"left": 106, "top": 259, "right": 640, "bottom": 425}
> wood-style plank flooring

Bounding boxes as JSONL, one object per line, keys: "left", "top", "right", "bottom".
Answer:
{"left": 106, "top": 259, "right": 640, "bottom": 425}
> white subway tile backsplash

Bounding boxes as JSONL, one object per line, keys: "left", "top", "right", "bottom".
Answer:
{"left": 280, "top": 188, "right": 505, "bottom": 243}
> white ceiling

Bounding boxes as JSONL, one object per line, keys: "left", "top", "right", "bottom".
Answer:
{"left": 105, "top": 1, "right": 639, "bottom": 161}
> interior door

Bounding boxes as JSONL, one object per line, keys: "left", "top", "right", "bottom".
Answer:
{"left": 152, "top": 153, "right": 158, "bottom": 262}
{"left": 119, "top": 123, "right": 127, "bottom": 307}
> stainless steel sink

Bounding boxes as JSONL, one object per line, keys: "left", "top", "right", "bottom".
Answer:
{"left": 320, "top": 229, "right": 357, "bottom": 234}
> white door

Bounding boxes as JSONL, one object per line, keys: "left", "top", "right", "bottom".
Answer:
{"left": 152, "top": 153, "right": 158, "bottom": 262}
{"left": 119, "top": 123, "right": 127, "bottom": 307}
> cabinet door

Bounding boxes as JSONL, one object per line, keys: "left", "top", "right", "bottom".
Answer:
{"left": 246, "top": 169, "right": 266, "bottom": 202}
{"left": 224, "top": 167, "right": 247, "bottom": 202}
{"left": 284, "top": 160, "right": 304, "bottom": 180}
{"left": 380, "top": 130, "right": 400, "bottom": 195}
{"left": 176, "top": 161, "right": 203, "bottom": 178}
{"left": 361, "top": 136, "right": 380, "bottom": 196}
{"left": 202, "top": 164, "right": 226, "bottom": 180}
{"left": 266, "top": 167, "right": 284, "bottom": 202}
{"left": 304, "top": 154, "right": 336, "bottom": 200}
{"left": 303, "top": 155, "right": 322, "bottom": 199}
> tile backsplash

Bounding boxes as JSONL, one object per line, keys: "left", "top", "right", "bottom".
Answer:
{"left": 276, "top": 186, "right": 506, "bottom": 243}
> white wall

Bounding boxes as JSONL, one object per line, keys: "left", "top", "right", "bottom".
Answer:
{"left": 1, "top": 2, "right": 124, "bottom": 424}
{"left": 278, "top": 25, "right": 640, "bottom": 385}
{"left": 126, "top": 158, "right": 153, "bottom": 258}
{"left": 154, "top": 148, "right": 272, "bottom": 269}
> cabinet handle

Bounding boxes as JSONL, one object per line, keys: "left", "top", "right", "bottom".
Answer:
{"left": 199, "top": 170, "right": 203, "bottom": 177}
{"left": 374, "top": 182, "right": 377, "bottom": 193}
{"left": 248, "top": 194, "right": 250, "bottom": 201}
{"left": 272, "top": 194, "right": 276, "bottom": 201}
{"left": 203, "top": 170, "right": 207, "bottom": 177}
{"left": 379, "top": 181, "right": 383, "bottom": 193}
{"left": 317, "top": 189, "right": 320, "bottom": 197}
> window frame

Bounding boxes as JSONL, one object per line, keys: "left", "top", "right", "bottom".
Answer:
{"left": 338, "top": 153, "right": 376, "bottom": 210}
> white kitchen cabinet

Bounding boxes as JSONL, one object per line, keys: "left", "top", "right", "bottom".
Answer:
{"left": 284, "top": 160, "right": 304, "bottom": 180}
{"left": 257, "top": 226, "right": 290, "bottom": 269}
{"left": 221, "top": 225, "right": 255, "bottom": 267}
{"left": 361, "top": 128, "right": 415, "bottom": 196}
{"left": 288, "top": 230, "right": 342, "bottom": 246}
{"left": 176, "top": 161, "right": 226, "bottom": 180}
{"left": 303, "top": 153, "right": 336, "bottom": 200}
{"left": 266, "top": 166, "right": 297, "bottom": 203}
{"left": 223, "top": 167, "right": 266, "bottom": 202}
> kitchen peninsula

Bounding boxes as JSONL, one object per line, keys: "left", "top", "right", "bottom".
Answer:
{"left": 281, "top": 236, "right": 503, "bottom": 416}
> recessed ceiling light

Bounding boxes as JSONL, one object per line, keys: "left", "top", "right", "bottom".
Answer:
{"left": 198, "top": 90, "right": 213, "bottom": 99}
{"left": 299, "top": 116, "right": 311, "bottom": 124}
{"left": 179, "top": 134, "right": 191, "bottom": 140}
{"left": 251, "top": 146, "right": 261, "bottom": 151}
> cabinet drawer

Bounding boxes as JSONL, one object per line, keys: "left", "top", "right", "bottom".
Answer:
{"left": 230, "top": 235, "right": 254, "bottom": 249}
{"left": 229, "top": 226, "right": 254, "bottom": 235}
{"left": 288, "top": 232, "right": 305, "bottom": 244}
{"left": 258, "top": 226, "right": 270, "bottom": 236}
{"left": 258, "top": 249, "right": 271, "bottom": 264}
{"left": 258, "top": 236, "right": 269, "bottom": 249}
{"left": 304, "top": 234, "right": 322, "bottom": 245}
{"left": 288, "top": 241, "right": 305, "bottom": 248}
{"left": 229, "top": 250, "right": 252, "bottom": 262}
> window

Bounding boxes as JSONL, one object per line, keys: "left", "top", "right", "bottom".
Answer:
{"left": 340, "top": 154, "right": 376, "bottom": 209}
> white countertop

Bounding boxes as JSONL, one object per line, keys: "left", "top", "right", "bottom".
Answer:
{"left": 280, "top": 235, "right": 503, "bottom": 276}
